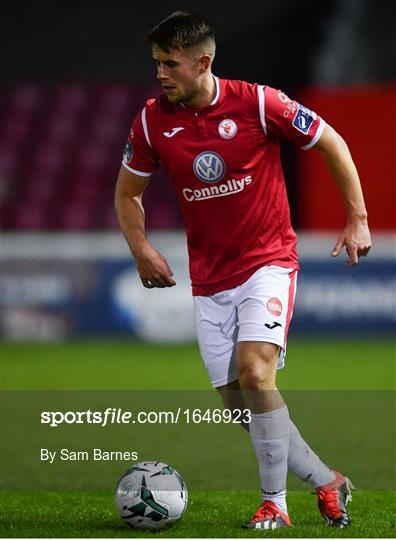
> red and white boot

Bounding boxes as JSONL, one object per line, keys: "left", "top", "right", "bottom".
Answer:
{"left": 243, "top": 500, "right": 291, "bottom": 530}
{"left": 316, "top": 470, "right": 355, "bottom": 528}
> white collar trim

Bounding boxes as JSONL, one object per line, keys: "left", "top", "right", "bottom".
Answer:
{"left": 210, "top": 76, "right": 220, "bottom": 105}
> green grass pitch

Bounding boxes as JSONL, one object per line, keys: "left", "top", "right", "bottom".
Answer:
{"left": 1, "top": 339, "right": 395, "bottom": 537}
{"left": 0, "top": 490, "right": 394, "bottom": 538}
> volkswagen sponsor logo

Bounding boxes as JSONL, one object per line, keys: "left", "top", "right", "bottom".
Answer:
{"left": 193, "top": 151, "right": 226, "bottom": 183}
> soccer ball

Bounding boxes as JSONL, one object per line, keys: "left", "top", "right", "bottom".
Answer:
{"left": 115, "top": 461, "right": 188, "bottom": 530}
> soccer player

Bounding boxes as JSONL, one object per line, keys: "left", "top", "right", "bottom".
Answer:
{"left": 115, "top": 12, "right": 371, "bottom": 530}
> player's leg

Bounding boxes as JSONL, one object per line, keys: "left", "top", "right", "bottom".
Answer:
{"left": 218, "top": 378, "right": 339, "bottom": 488}
{"left": 194, "top": 270, "right": 353, "bottom": 528}
{"left": 193, "top": 291, "right": 238, "bottom": 388}
{"left": 218, "top": 379, "right": 354, "bottom": 527}
{"left": 194, "top": 291, "right": 289, "bottom": 529}
{"left": 235, "top": 265, "right": 354, "bottom": 528}
{"left": 234, "top": 266, "right": 295, "bottom": 528}
{"left": 237, "top": 341, "right": 291, "bottom": 529}
{"left": 216, "top": 379, "right": 250, "bottom": 431}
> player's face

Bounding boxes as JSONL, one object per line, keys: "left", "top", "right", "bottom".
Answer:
{"left": 152, "top": 46, "right": 202, "bottom": 104}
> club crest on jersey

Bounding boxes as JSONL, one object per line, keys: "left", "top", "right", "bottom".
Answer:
{"left": 122, "top": 141, "right": 133, "bottom": 164}
{"left": 292, "top": 104, "right": 316, "bottom": 134}
{"left": 193, "top": 151, "right": 226, "bottom": 183}
{"left": 218, "top": 119, "right": 237, "bottom": 139}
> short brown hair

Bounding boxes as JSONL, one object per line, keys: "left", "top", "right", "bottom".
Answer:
{"left": 147, "top": 11, "right": 215, "bottom": 52}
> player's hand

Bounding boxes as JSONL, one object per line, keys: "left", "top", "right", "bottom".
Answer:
{"left": 331, "top": 220, "right": 372, "bottom": 266}
{"left": 134, "top": 242, "right": 176, "bottom": 288}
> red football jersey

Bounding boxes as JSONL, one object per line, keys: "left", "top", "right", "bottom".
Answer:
{"left": 122, "top": 77, "right": 325, "bottom": 295}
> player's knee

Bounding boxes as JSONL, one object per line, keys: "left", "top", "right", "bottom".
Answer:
{"left": 237, "top": 342, "right": 279, "bottom": 389}
{"left": 237, "top": 361, "right": 273, "bottom": 389}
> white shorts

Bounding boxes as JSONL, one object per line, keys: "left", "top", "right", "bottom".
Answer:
{"left": 193, "top": 265, "right": 298, "bottom": 388}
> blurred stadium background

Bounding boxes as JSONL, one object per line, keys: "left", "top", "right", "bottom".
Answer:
{"left": 1, "top": 0, "right": 395, "bottom": 345}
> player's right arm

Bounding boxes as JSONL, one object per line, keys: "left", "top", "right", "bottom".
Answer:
{"left": 115, "top": 105, "right": 175, "bottom": 289}
{"left": 115, "top": 165, "right": 176, "bottom": 288}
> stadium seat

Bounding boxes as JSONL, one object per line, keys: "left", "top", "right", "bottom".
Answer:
{"left": 1, "top": 82, "right": 182, "bottom": 231}
{"left": 12, "top": 83, "right": 43, "bottom": 112}
{"left": 52, "top": 83, "right": 88, "bottom": 114}
{"left": 45, "top": 114, "right": 78, "bottom": 144}
{"left": 11, "top": 200, "right": 50, "bottom": 230}
{"left": 34, "top": 143, "right": 66, "bottom": 175}
{"left": 19, "top": 172, "right": 57, "bottom": 205}
{"left": 57, "top": 201, "right": 97, "bottom": 230}
{"left": 1, "top": 111, "right": 33, "bottom": 146}
{"left": 98, "top": 84, "right": 133, "bottom": 114}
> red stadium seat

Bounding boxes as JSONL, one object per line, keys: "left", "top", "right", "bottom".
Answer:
{"left": 67, "top": 175, "right": 102, "bottom": 202}
{"left": 98, "top": 84, "right": 132, "bottom": 114}
{"left": 1, "top": 111, "right": 34, "bottom": 146}
{"left": 52, "top": 84, "right": 88, "bottom": 114}
{"left": 10, "top": 201, "right": 49, "bottom": 230}
{"left": 75, "top": 143, "right": 108, "bottom": 173}
{"left": 0, "top": 144, "right": 20, "bottom": 176}
{"left": 45, "top": 114, "right": 79, "bottom": 144}
{"left": 33, "top": 143, "right": 66, "bottom": 175}
{"left": 2, "top": 82, "right": 184, "bottom": 231}
{"left": 102, "top": 204, "right": 119, "bottom": 229}
{"left": 57, "top": 201, "right": 97, "bottom": 230}
{"left": 12, "top": 83, "right": 43, "bottom": 112}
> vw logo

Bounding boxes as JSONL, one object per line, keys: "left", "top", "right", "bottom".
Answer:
{"left": 193, "top": 151, "right": 226, "bottom": 183}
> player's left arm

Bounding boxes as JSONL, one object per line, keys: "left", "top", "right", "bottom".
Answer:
{"left": 313, "top": 124, "right": 372, "bottom": 266}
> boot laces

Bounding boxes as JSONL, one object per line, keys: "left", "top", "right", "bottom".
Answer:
{"left": 251, "top": 501, "right": 278, "bottom": 522}
{"left": 317, "top": 489, "right": 343, "bottom": 518}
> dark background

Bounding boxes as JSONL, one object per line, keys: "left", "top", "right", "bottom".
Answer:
{"left": 2, "top": 0, "right": 395, "bottom": 86}
{"left": 1, "top": 0, "right": 395, "bottom": 232}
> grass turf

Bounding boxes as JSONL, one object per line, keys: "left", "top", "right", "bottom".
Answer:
{"left": 0, "top": 490, "right": 395, "bottom": 538}
{"left": 1, "top": 339, "right": 395, "bottom": 537}
{"left": 1, "top": 339, "right": 395, "bottom": 390}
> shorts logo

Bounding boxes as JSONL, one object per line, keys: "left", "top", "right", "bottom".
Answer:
{"left": 265, "top": 321, "right": 282, "bottom": 330}
{"left": 292, "top": 104, "right": 316, "bottom": 134}
{"left": 193, "top": 151, "right": 226, "bottom": 183}
{"left": 267, "top": 297, "right": 282, "bottom": 317}
{"left": 122, "top": 141, "right": 133, "bottom": 164}
{"left": 218, "top": 119, "right": 237, "bottom": 139}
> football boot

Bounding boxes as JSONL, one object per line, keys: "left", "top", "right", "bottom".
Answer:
{"left": 316, "top": 470, "right": 355, "bottom": 528}
{"left": 243, "top": 500, "right": 291, "bottom": 530}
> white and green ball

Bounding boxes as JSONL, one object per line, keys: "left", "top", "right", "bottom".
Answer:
{"left": 115, "top": 461, "right": 188, "bottom": 530}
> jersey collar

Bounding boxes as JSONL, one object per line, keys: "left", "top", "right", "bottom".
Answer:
{"left": 210, "top": 75, "right": 220, "bottom": 105}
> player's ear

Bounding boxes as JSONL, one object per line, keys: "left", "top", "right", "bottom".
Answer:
{"left": 198, "top": 54, "right": 211, "bottom": 73}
